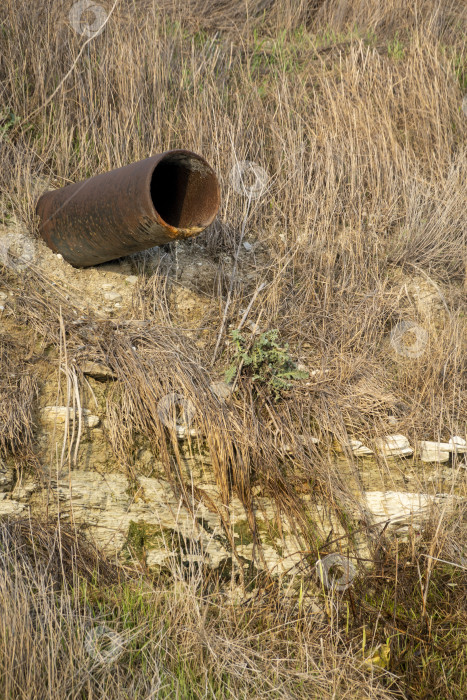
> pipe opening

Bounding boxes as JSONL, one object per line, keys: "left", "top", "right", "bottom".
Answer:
{"left": 150, "top": 152, "right": 219, "bottom": 230}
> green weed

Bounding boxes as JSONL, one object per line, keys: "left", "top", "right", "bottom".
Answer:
{"left": 225, "top": 329, "right": 308, "bottom": 400}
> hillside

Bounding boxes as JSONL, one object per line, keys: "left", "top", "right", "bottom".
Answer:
{"left": 0, "top": 1, "right": 466, "bottom": 697}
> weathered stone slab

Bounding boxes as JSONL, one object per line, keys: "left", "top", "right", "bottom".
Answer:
{"left": 41, "top": 406, "right": 100, "bottom": 428}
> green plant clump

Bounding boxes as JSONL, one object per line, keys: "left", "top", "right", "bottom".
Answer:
{"left": 0, "top": 109, "right": 18, "bottom": 138}
{"left": 225, "top": 329, "right": 308, "bottom": 400}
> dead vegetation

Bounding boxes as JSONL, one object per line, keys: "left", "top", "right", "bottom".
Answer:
{"left": 0, "top": 332, "right": 38, "bottom": 463}
{"left": 0, "top": 511, "right": 466, "bottom": 699}
{"left": 0, "top": 0, "right": 466, "bottom": 696}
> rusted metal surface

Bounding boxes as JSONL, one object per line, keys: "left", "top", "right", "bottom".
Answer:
{"left": 36, "top": 150, "right": 220, "bottom": 267}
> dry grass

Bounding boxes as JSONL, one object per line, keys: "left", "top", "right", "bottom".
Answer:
{"left": 0, "top": 516, "right": 402, "bottom": 699}
{"left": 0, "top": 333, "right": 37, "bottom": 463}
{"left": 0, "top": 0, "right": 466, "bottom": 696}
{"left": 0, "top": 513, "right": 466, "bottom": 698}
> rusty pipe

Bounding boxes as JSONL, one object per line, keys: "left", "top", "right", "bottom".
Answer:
{"left": 36, "top": 150, "right": 220, "bottom": 267}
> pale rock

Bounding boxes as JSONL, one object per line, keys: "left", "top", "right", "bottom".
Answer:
{"left": 104, "top": 291, "right": 122, "bottom": 303}
{"left": 125, "top": 276, "right": 138, "bottom": 285}
{"left": 12, "top": 482, "right": 38, "bottom": 500}
{"left": 418, "top": 438, "right": 466, "bottom": 463}
{"left": 136, "top": 449, "right": 156, "bottom": 469}
{"left": 196, "top": 483, "right": 221, "bottom": 501}
{"left": 210, "top": 381, "right": 232, "bottom": 400}
{"left": 146, "top": 551, "right": 177, "bottom": 568}
{"left": 236, "top": 542, "right": 304, "bottom": 574}
{"left": 102, "top": 283, "right": 113, "bottom": 290}
{"left": 0, "top": 468, "right": 14, "bottom": 490}
{"left": 202, "top": 538, "right": 231, "bottom": 569}
{"left": 5, "top": 465, "right": 464, "bottom": 575}
{"left": 0, "top": 499, "right": 25, "bottom": 516}
{"left": 420, "top": 439, "right": 467, "bottom": 454}
{"left": 41, "top": 406, "right": 100, "bottom": 428}
{"left": 349, "top": 439, "right": 373, "bottom": 456}
{"left": 448, "top": 436, "right": 467, "bottom": 452}
{"left": 375, "top": 434, "right": 413, "bottom": 457}
{"left": 80, "top": 361, "right": 117, "bottom": 381}
{"left": 236, "top": 544, "right": 255, "bottom": 560}
{"left": 418, "top": 441, "right": 451, "bottom": 463}
{"left": 262, "top": 545, "right": 303, "bottom": 574}
{"left": 364, "top": 491, "right": 458, "bottom": 531}
{"left": 421, "top": 450, "right": 450, "bottom": 464}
